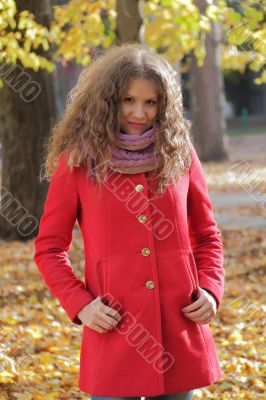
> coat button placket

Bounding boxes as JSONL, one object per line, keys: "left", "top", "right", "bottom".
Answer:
{"left": 135, "top": 174, "right": 165, "bottom": 393}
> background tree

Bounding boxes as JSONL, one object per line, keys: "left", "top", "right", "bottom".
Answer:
{"left": 0, "top": 0, "right": 265, "bottom": 240}
{"left": 115, "top": 0, "right": 142, "bottom": 44}
{"left": 0, "top": 0, "right": 55, "bottom": 240}
{"left": 190, "top": 0, "right": 228, "bottom": 160}
{"left": 27, "top": 0, "right": 266, "bottom": 162}
{"left": 0, "top": 0, "right": 116, "bottom": 240}
{"left": 142, "top": 0, "right": 266, "bottom": 158}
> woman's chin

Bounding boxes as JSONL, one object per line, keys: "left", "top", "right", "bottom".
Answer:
{"left": 128, "top": 126, "right": 149, "bottom": 135}
{"left": 122, "top": 128, "right": 144, "bottom": 135}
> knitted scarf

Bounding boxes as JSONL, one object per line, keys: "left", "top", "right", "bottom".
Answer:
{"left": 90, "top": 126, "right": 163, "bottom": 181}
{"left": 109, "top": 125, "right": 163, "bottom": 174}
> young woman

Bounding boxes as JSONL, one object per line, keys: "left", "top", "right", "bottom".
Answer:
{"left": 34, "top": 43, "right": 225, "bottom": 400}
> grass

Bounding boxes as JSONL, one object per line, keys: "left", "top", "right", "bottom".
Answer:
{"left": 227, "top": 127, "right": 266, "bottom": 136}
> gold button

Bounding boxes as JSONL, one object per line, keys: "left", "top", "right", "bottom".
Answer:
{"left": 141, "top": 247, "right": 151, "bottom": 256}
{"left": 135, "top": 184, "right": 144, "bottom": 192}
{"left": 138, "top": 215, "right": 147, "bottom": 224}
{"left": 146, "top": 280, "right": 155, "bottom": 289}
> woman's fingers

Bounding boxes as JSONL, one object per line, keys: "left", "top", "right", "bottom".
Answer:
{"left": 182, "top": 295, "right": 205, "bottom": 313}
{"left": 82, "top": 296, "right": 123, "bottom": 333}
{"left": 93, "top": 301, "right": 123, "bottom": 331}
{"left": 182, "top": 287, "right": 217, "bottom": 323}
{"left": 91, "top": 315, "right": 117, "bottom": 332}
{"left": 97, "top": 311, "right": 120, "bottom": 329}
{"left": 183, "top": 303, "right": 211, "bottom": 319}
{"left": 197, "top": 310, "right": 214, "bottom": 324}
{"left": 91, "top": 322, "right": 110, "bottom": 333}
{"left": 103, "top": 304, "right": 122, "bottom": 322}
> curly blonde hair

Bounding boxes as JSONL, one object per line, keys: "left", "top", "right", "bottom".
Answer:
{"left": 41, "top": 43, "right": 193, "bottom": 194}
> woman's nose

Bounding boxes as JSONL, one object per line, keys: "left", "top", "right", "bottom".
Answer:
{"left": 132, "top": 104, "right": 145, "bottom": 119}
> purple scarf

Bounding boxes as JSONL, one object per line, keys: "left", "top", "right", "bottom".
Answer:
{"left": 109, "top": 126, "right": 163, "bottom": 174}
{"left": 91, "top": 126, "right": 163, "bottom": 180}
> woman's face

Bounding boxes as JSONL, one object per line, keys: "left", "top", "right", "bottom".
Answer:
{"left": 119, "top": 77, "right": 159, "bottom": 135}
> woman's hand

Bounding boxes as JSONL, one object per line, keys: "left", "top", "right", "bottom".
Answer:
{"left": 77, "top": 296, "right": 122, "bottom": 333}
{"left": 181, "top": 287, "right": 217, "bottom": 324}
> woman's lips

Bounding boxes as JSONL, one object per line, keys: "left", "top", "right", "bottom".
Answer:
{"left": 128, "top": 122, "right": 146, "bottom": 128}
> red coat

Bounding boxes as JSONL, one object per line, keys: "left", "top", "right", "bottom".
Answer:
{"left": 34, "top": 143, "right": 224, "bottom": 397}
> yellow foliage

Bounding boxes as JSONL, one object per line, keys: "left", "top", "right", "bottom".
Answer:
{"left": 0, "top": 0, "right": 53, "bottom": 72}
{"left": 143, "top": 0, "right": 265, "bottom": 83}
{"left": 51, "top": 0, "right": 117, "bottom": 65}
{"left": 0, "top": 0, "right": 265, "bottom": 83}
{"left": 255, "top": 69, "right": 266, "bottom": 84}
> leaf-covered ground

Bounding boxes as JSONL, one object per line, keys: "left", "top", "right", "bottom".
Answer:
{"left": 0, "top": 154, "right": 265, "bottom": 399}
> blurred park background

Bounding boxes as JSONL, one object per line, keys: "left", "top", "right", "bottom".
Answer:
{"left": 0, "top": 1, "right": 265, "bottom": 399}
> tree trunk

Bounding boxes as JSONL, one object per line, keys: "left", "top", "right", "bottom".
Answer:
{"left": 189, "top": 0, "right": 229, "bottom": 161}
{"left": 0, "top": 0, "right": 56, "bottom": 240}
{"left": 115, "top": 0, "right": 142, "bottom": 44}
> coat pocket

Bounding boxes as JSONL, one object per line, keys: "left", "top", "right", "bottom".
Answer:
{"left": 95, "top": 260, "right": 105, "bottom": 296}
{"left": 189, "top": 251, "right": 199, "bottom": 288}
{"left": 185, "top": 251, "right": 200, "bottom": 301}
{"left": 95, "top": 260, "right": 110, "bottom": 305}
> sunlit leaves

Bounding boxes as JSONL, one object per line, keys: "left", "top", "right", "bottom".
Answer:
{"left": 221, "top": 0, "right": 266, "bottom": 83}
{"left": 143, "top": 0, "right": 266, "bottom": 82}
{"left": 143, "top": 0, "right": 204, "bottom": 64}
{"left": 51, "top": 0, "right": 117, "bottom": 65}
{"left": 0, "top": 0, "right": 54, "bottom": 72}
{"left": 0, "top": 0, "right": 265, "bottom": 82}
{"left": 0, "top": 231, "right": 89, "bottom": 398}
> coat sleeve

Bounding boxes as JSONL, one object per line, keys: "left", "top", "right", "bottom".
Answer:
{"left": 187, "top": 143, "right": 225, "bottom": 310}
{"left": 34, "top": 152, "right": 95, "bottom": 325}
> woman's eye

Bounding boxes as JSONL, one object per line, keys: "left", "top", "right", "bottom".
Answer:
{"left": 123, "top": 98, "right": 156, "bottom": 105}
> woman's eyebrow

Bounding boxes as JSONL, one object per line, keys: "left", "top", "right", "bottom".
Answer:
{"left": 125, "top": 94, "right": 158, "bottom": 101}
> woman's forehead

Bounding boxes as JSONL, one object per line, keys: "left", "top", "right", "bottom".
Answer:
{"left": 124, "top": 77, "right": 159, "bottom": 96}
